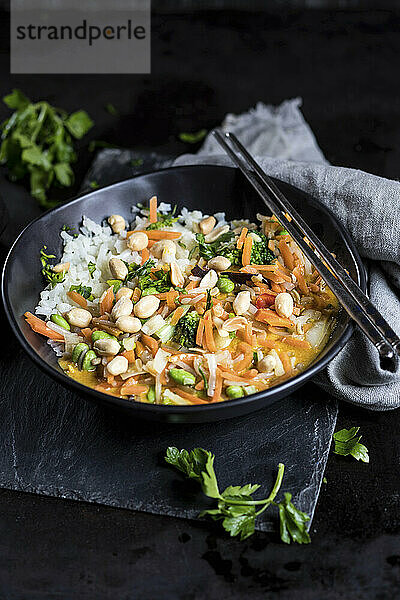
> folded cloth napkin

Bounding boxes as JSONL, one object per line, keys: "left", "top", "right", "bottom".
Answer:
{"left": 174, "top": 99, "right": 400, "bottom": 410}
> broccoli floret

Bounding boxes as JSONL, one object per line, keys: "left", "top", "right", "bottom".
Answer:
{"left": 250, "top": 233, "right": 275, "bottom": 265}
{"left": 172, "top": 310, "right": 200, "bottom": 348}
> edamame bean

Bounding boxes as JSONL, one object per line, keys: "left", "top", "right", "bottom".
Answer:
{"left": 72, "top": 343, "right": 89, "bottom": 363}
{"left": 217, "top": 276, "right": 235, "bottom": 294}
{"left": 82, "top": 350, "right": 97, "bottom": 371}
{"left": 92, "top": 330, "right": 115, "bottom": 343}
{"left": 50, "top": 313, "right": 70, "bottom": 331}
{"left": 225, "top": 385, "right": 244, "bottom": 399}
{"left": 169, "top": 368, "right": 196, "bottom": 387}
{"left": 244, "top": 386, "right": 257, "bottom": 396}
{"left": 147, "top": 386, "right": 156, "bottom": 403}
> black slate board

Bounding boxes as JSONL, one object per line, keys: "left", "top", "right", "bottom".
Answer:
{"left": 0, "top": 152, "right": 338, "bottom": 531}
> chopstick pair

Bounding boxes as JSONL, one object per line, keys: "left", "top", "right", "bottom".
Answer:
{"left": 212, "top": 129, "right": 400, "bottom": 372}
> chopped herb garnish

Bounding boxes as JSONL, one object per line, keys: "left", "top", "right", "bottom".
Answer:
{"left": 333, "top": 427, "right": 369, "bottom": 463}
{"left": 178, "top": 240, "right": 187, "bottom": 250}
{"left": 165, "top": 447, "right": 310, "bottom": 543}
{"left": 69, "top": 284, "right": 94, "bottom": 301}
{"left": 0, "top": 89, "right": 93, "bottom": 207}
{"left": 106, "top": 279, "right": 123, "bottom": 294}
{"left": 89, "top": 180, "right": 99, "bottom": 189}
{"left": 178, "top": 129, "right": 207, "bottom": 144}
{"left": 131, "top": 158, "right": 144, "bottom": 167}
{"left": 146, "top": 206, "right": 178, "bottom": 230}
{"left": 205, "top": 289, "right": 213, "bottom": 311}
{"left": 40, "top": 246, "right": 66, "bottom": 288}
{"left": 88, "top": 262, "right": 96, "bottom": 278}
{"left": 88, "top": 140, "right": 120, "bottom": 152}
{"left": 196, "top": 231, "right": 241, "bottom": 266}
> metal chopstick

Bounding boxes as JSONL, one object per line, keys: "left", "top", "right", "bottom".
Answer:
{"left": 212, "top": 129, "right": 400, "bottom": 372}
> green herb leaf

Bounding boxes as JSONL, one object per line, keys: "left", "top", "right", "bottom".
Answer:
{"left": 89, "top": 180, "right": 99, "bottom": 189}
{"left": 1, "top": 91, "right": 93, "bottom": 207}
{"left": 65, "top": 110, "right": 94, "bottom": 139}
{"left": 40, "top": 246, "right": 65, "bottom": 288}
{"left": 69, "top": 284, "right": 94, "bottom": 301}
{"left": 165, "top": 448, "right": 310, "bottom": 544}
{"left": 131, "top": 158, "right": 144, "bottom": 167}
{"left": 3, "top": 89, "right": 30, "bottom": 110}
{"left": 106, "top": 279, "right": 123, "bottom": 294}
{"left": 146, "top": 206, "right": 178, "bottom": 230}
{"left": 277, "top": 493, "right": 311, "bottom": 545}
{"left": 165, "top": 447, "right": 220, "bottom": 498}
{"left": 88, "top": 262, "right": 96, "bottom": 278}
{"left": 54, "top": 162, "right": 74, "bottom": 187}
{"left": 333, "top": 427, "right": 369, "bottom": 463}
{"left": 178, "top": 129, "right": 207, "bottom": 144}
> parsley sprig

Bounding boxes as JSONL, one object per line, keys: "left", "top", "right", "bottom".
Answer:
{"left": 0, "top": 89, "right": 93, "bottom": 207}
{"left": 333, "top": 427, "right": 369, "bottom": 462}
{"left": 165, "top": 447, "right": 311, "bottom": 543}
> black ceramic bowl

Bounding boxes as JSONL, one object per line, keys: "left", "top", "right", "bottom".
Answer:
{"left": 2, "top": 165, "right": 365, "bottom": 423}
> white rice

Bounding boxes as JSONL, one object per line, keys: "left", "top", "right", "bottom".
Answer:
{"left": 35, "top": 205, "right": 227, "bottom": 321}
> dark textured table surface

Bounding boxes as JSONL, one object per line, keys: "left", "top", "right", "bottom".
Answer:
{"left": 0, "top": 8, "right": 399, "bottom": 599}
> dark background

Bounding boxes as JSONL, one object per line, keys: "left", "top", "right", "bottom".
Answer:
{"left": 0, "top": 5, "right": 400, "bottom": 600}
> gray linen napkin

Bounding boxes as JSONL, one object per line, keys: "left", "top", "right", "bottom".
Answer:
{"left": 174, "top": 99, "right": 400, "bottom": 410}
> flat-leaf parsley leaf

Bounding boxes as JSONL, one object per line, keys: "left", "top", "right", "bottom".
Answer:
{"left": 165, "top": 447, "right": 311, "bottom": 543}
{"left": 333, "top": 427, "right": 369, "bottom": 463}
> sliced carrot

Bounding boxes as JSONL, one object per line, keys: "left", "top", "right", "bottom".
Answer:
{"left": 170, "top": 306, "right": 186, "bottom": 326}
{"left": 235, "top": 342, "right": 254, "bottom": 372}
{"left": 135, "top": 340, "right": 145, "bottom": 357}
{"left": 279, "top": 240, "right": 295, "bottom": 271}
{"left": 196, "top": 318, "right": 205, "bottom": 347}
{"left": 255, "top": 308, "right": 293, "bottom": 328}
{"left": 211, "top": 370, "right": 222, "bottom": 402}
{"left": 271, "top": 282, "right": 283, "bottom": 293}
{"left": 293, "top": 266, "right": 309, "bottom": 295}
{"left": 67, "top": 290, "right": 87, "bottom": 308}
{"left": 121, "top": 349, "right": 136, "bottom": 363}
{"left": 81, "top": 328, "right": 92, "bottom": 341}
{"left": 166, "top": 290, "right": 178, "bottom": 308}
{"left": 141, "top": 333, "right": 159, "bottom": 357}
{"left": 185, "top": 280, "right": 198, "bottom": 291}
{"left": 243, "top": 321, "right": 253, "bottom": 345}
{"left": 219, "top": 369, "right": 259, "bottom": 383}
{"left": 169, "top": 388, "right": 209, "bottom": 405}
{"left": 237, "top": 227, "right": 248, "bottom": 250}
{"left": 132, "top": 287, "right": 141, "bottom": 303}
{"left": 100, "top": 287, "right": 114, "bottom": 315}
{"left": 140, "top": 246, "right": 150, "bottom": 265}
{"left": 24, "top": 312, "right": 64, "bottom": 341}
{"left": 241, "top": 235, "right": 253, "bottom": 266}
{"left": 149, "top": 195, "right": 158, "bottom": 223}
{"left": 249, "top": 264, "right": 278, "bottom": 272}
{"left": 120, "top": 382, "right": 149, "bottom": 396}
{"left": 280, "top": 350, "right": 292, "bottom": 374}
{"left": 281, "top": 337, "right": 311, "bottom": 350}
{"left": 204, "top": 310, "right": 216, "bottom": 352}
{"left": 256, "top": 336, "right": 278, "bottom": 350}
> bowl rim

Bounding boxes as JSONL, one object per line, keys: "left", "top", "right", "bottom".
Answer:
{"left": 1, "top": 164, "right": 367, "bottom": 415}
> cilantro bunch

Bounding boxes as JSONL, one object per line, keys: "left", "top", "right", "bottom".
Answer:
{"left": 0, "top": 89, "right": 93, "bottom": 208}
{"left": 165, "top": 447, "right": 311, "bottom": 543}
